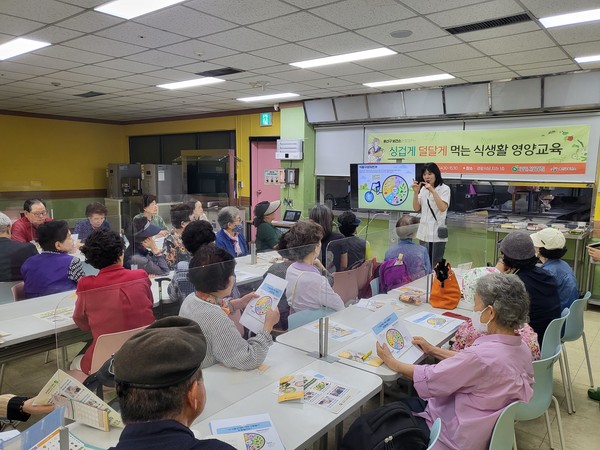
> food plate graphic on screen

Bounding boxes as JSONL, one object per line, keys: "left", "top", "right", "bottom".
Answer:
{"left": 386, "top": 329, "right": 405, "bottom": 350}
{"left": 354, "top": 163, "right": 415, "bottom": 211}
{"left": 244, "top": 432, "right": 266, "bottom": 450}
{"left": 254, "top": 296, "right": 272, "bottom": 315}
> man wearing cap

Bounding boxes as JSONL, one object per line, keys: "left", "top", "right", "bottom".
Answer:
{"left": 109, "top": 317, "right": 235, "bottom": 450}
{"left": 531, "top": 227, "right": 579, "bottom": 310}
{"left": 252, "top": 200, "right": 282, "bottom": 252}
{"left": 0, "top": 212, "right": 38, "bottom": 281}
{"left": 495, "top": 231, "right": 561, "bottom": 346}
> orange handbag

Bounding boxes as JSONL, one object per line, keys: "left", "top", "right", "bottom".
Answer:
{"left": 429, "top": 260, "right": 461, "bottom": 309}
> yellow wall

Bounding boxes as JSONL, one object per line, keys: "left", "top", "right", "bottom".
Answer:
{"left": 0, "top": 111, "right": 280, "bottom": 197}
{"left": 0, "top": 114, "right": 126, "bottom": 191}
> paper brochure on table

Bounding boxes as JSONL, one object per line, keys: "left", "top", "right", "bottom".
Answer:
{"left": 356, "top": 297, "right": 408, "bottom": 312}
{"left": 33, "top": 306, "right": 75, "bottom": 325}
{"left": 278, "top": 373, "right": 304, "bottom": 403}
{"left": 405, "top": 311, "right": 463, "bottom": 333}
{"left": 369, "top": 308, "right": 423, "bottom": 362}
{"left": 303, "top": 369, "right": 360, "bottom": 414}
{"left": 33, "top": 370, "right": 123, "bottom": 429}
{"left": 304, "top": 320, "right": 364, "bottom": 342}
{"left": 239, "top": 274, "right": 287, "bottom": 334}
{"left": 30, "top": 428, "right": 92, "bottom": 450}
{"left": 210, "top": 413, "right": 284, "bottom": 450}
{"left": 338, "top": 350, "right": 384, "bottom": 367}
{"left": 234, "top": 269, "right": 257, "bottom": 284}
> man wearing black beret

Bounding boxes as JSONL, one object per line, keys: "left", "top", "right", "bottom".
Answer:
{"left": 108, "top": 317, "right": 234, "bottom": 450}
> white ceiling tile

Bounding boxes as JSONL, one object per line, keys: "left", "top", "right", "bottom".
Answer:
{"left": 390, "top": 36, "right": 462, "bottom": 53}
{"left": 57, "top": 1, "right": 105, "bottom": 7}
{"left": 97, "top": 59, "right": 162, "bottom": 73}
{"left": 48, "top": 71, "right": 106, "bottom": 84}
{"left": 433, "top": 56, "right": 503, "bottom": 72}
{"left": 563, "top": 42, "right": 600, "bottom": 60}
{"left": 458, "top": 21, "right": 541, "bottom": 42}
{"left": 35, "top": 45, "right": 113, "bottom": 64}
{"left": 1, "top": 0, "right": 83, "bottom": 22}
{"left": 469, "top": 31, "right": 556, "bottom": 55}
{"left": 282, "top": 0, "right": 339, "bottom": 7}
{"left": 549, "top": 23, "right": 600, "bottom": 46}
{"left": 426, "top": 0, "right": 526, "bottom": 28}
{"left": 144, "top": 68, "right": 199, "bottom": 82}
{"left": 186, "top": 0, "right": 299, "bottom": 25}
{"left": 516, "top": 64, "right": 580, "bottom": 77}
{"left": 308, "top": 63, "right": 373, "bottom": 77}
{"left": 173, "top": 61, "right": 228, "bottom": 74}
{"left": 249, "top": 12, "right": 345, "bottom": 41}
{"left": 0, "top": 70, "right": 35, "bottom": 82}
{"left": 407, "top": 44, "right": 484, "bottom": 64}
{"left": 26, "top": 26, "right": 83, "bottom": 44}
{"left": 0, "top": 14, "right": 43, "bottom": 36}
{"left": 209, "top": 53, "right": 282, "bottom": 70}
{"left": 519, "top": 0, "right": 600, "bottom": 17}
{"left": 301, "top": 78, "right": 355, "bottom": 88}
{"left": 160, "top": 40, "right": 238, "bottom": 61}
{"left": 58, "top": 11, "right": 125, "bottom": 33}
{"left": 94, "top": 79, "right": 145, "bottom": 90}
{"left": 0, "top": 61, "right": 57, "bottom": 76}
{"left": 355, "top": 54, "right": 424, "bottom": 71}
{"left": 202, "top": 28, "right": 286, "bottom": 52}
{"left": 5, "top": 79, "right": 58, "bottom": 91}
{"left": 9, "top": 54, "right": 81, "bottom": 71}
{"left": 297, "top": 32, "right": 384, "bottom": 56}
{"left": 380, "top": 66, "right": 447, "bottom": 79}
{"left": 454, "top": 66, "right": 516, "bottom": 76}
{"left": 69, "top": 64, "right": 132, "bottom": 79}
{"left": 493, "top": 47, "right": 569, "bottom": 65}
{"left": 125, "top": 50, "right": 197, "bottom": 67}
{"left": 135, "top": 6, "right": 238, "bottom": 38}
{"left": 311, "top": 0, "right": 415, "bottom": 29}
{"left": 460, "top": 71, "right": 517, "bottom": 82}
{"left": 117, "top": 74, "right": 172, "bottom": 86}
{"left": 252, "top": 64, "right": 296, "bottom": 75}
{"left": 510, "top": 59, "right": 574, "bottom": 70}
{"left": 400, "top": 0, "right": 489, "bottom": 14}
{"left": 64, "top": 35, "right": 147, "bottom": 57}
{"left": 96, "top": 22, "right": 187, "bottom": 49}
{"left": 250, "top": 44, "right": 326, "bottom": 64}
{"left": 356, "top": 17, "right": 447, "bottom": 46}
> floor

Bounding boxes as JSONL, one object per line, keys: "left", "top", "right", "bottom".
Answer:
{"left": 3, "top": 308, "right": 600, "bottom": 450}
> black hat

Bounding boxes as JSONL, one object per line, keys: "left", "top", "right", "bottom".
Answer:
{"left": 113, "top": 317, "right": 206, "bottom": 389}
{"left": 133, "top": 217, "right": 161, "bottom": 240}
{"left": 499, "top": 231, "right": 536, "bottom": 260}
{"left": 254, "top": 200, "right": 281, "bottom": 218}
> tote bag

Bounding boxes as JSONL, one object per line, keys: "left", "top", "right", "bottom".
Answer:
{"left": 429, "top": 260, "right": 461, "bottom": 309}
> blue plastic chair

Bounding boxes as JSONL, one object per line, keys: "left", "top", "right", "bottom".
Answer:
{"left": 287, "top": 307, "right": 335, "bottom": 330}
{"left": 370, "top": 277, "right": 380, "bottom": 296}
{"left": 515, "top": 351, "right": 566, "bottom": 450}
{"left": 426, "top": 418, "right": 442, "bottom": 450}
{"left": 488, "top": 401, "right": 521, "bottom": 450}
{"left": 561, "top": 292, "right": 593, "bottom": 414}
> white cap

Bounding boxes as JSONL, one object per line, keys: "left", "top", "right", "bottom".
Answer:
{"left": 530, "top": 227, "right": 566, "bottom": 250}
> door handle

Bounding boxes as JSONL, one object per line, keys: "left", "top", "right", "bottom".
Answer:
{"left": 257, "top": 189, "right": 262, "bottom": 195}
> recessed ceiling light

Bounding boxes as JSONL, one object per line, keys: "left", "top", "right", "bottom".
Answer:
{"left": 364, "top": 73, "right": 455, "bottom": 88}
{"left": 95, "top": 0, "right": 185, "bottom": 20}
{"left": 575, "top": 54, "right": 600, "bottom": 64}
{"left": 390, "top": 30, "right": 413, "bottom": 38}
{"left": 539, "top": 8, "right": 600, "bottom": 28}
{"left": 290, "top": 48, "right": 396, "bottom": 69}
{"left": 157, "top": 77, "right": 225, "bottom": 90}
{"left": 0, "top": 38, "right": 50, "bottom": 61}
{"left": 237, "top": 93, "right": 300, "bottom": 102}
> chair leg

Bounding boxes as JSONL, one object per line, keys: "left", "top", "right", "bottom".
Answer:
{"left": 582, "top": 331, "right": 594, "bottom": 387}
{"left": 558, "top": 352, "right": 573, "bottom": 414}
{"left": 44, "top": 350, "right": 51, "bottom": 364}
{"left": 560, "top": 346, "right": 575, "bottom": 413}
{"left": 513, "top": 433, "right": 518, "bottom": 450}
{"left": 0, "top": 363, "right": 5, "bottom": 392}
{"left": 544, "top": 410, "right": 555, "bottom": 450}
{"left": 552, "top": 395, "right": 566, "bottom": 450}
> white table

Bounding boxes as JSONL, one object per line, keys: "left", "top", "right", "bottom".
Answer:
{"left": 234, "top": 251, "right": 279, "bottom": 286}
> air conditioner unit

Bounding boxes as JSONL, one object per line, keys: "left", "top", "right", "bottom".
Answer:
{"left": 276, "top": 139, "right": 303, "bottom": 160}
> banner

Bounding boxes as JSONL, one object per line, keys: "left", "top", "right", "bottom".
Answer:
{"left": 366, "top": 125, "right": 590, "bottom": 175}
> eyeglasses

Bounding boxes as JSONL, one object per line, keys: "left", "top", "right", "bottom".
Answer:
{"left": 30, "top": 210, "right": 48, "bottom": 217}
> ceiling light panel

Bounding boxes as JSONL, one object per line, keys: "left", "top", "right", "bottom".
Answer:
{"left": 540, "top": 8, "right": 600, "bottom": 28}
{"left": 575, "top": 54, "right": 600, "bottom": 63}
{"left": 290, "top": 48, "right": 396, "bottom": 69}
{"left": 95, "top": 0, "right": 185, "bottom": 20}
{"left": 364, "top": 73, "right": 455, "bottom": 88}
{"left": 237, "top": 93, "right": 300, "bottom": 102}
{"left": 157, "top": 77, "right": 225, "bottom": 90}
{"left": 0, "top": 38, "right": 51, "bottom": 61}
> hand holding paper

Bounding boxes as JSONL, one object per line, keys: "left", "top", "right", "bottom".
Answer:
{"left": 239, "top": 274, "right": 287, "bottom": 334}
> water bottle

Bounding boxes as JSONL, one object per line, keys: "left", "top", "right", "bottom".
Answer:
{"left": 250, "top": 242, "right": 257, "bottom": 264}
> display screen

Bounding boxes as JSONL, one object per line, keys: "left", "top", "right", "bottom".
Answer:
{"left": 350, "top": 163, "right": 418, "bottom": 212}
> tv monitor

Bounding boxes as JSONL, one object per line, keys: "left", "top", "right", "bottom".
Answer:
{"left": 350, "top": 163, "right": 418, "bottom": 212}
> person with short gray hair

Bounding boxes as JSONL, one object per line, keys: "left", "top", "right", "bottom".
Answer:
{"left": 215, "top": 207, "right": 248, "bottom": 257}
{"left": 0, "top": 211, "right": 38, "bottom": 282}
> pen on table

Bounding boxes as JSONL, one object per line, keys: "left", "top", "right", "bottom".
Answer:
{"left": 361, "top": 350, "right": 372, "bottom": 361}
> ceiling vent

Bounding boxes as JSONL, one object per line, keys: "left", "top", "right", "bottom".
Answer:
{"left": 74, "top": 91, "right": 106, "bottom": 98}
{"left": 445, "top": 13, "right": 532, "bottom": 35}
{"left": 195, "top": 67, "right": 244, "bottom": 77}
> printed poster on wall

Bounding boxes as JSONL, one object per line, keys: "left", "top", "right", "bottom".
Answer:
{"left": 366, "top": 125, "right": 590, "bottom": 175}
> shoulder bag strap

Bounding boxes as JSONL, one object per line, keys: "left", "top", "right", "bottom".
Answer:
{"left": 426, "top": 199, "right": 438, "bottom": 222}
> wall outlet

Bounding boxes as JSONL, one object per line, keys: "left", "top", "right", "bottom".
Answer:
{"left": 238, "top": 181, "right": 243, "bottom": 189}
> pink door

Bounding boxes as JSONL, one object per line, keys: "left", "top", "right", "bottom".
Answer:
{"left": 251, "top": 140, "right": 280, "bottom": 240}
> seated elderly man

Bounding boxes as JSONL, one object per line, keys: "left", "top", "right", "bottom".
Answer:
{"left": 109, "top": 317, "right": 235, "bottom": 450}
{"left": 11, "top": 198, "right": 52, "bottom": 243}
{"left": 0, "top": 212, "right": 38, "bottom": 281}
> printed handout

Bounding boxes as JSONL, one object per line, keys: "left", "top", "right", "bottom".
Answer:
{"left": 33, "top": 307, "right": 75, "bottom": 325}
{"left": 210, "top": 413, "right": 284, "bottom": 450}
{"left": 302, "top": 369, "right": 360, "bottom": 414}
{"left": 405, "top": 311, "right": 463, "bottom": 333}
{"left": 239, "top": 274, "right": 287, "bottom": 334}
{"left": 369, "top": 308, "right": 423, "bottom": 362}
{"left": 305, "top": 320, "right": 364, "bottom": 342}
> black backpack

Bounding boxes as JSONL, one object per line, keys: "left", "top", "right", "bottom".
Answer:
{"left": 340, "top": 402, "right": 429, "bottom": 450}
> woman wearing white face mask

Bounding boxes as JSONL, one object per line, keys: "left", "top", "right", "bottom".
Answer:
{"left": 215, "top": 207, "right": 249, "bottom": 257}
{"left": 372, "top": 272, "right": 534, "bottom": 450}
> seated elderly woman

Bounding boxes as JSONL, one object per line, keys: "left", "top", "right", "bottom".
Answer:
{"left": 383, "top": 214, "right": 431, "bottom": 280}
{"left": 370, "top": 272, "right": 534, "bottom": 450}
{"left": 215, "top": 206, "right": 249, "bottom": 257}
{"left": 73, "top": 202, "right": 111, "bottom": 242}
{"left": 179, "top": 245, "right": 279, "bottom": 369}
{"left": 125, "top": 217, "right": 169, "bottom": 276}
{"left": 284, "top": 220, "right": 345, "bottom": 313}
{"left": 162, "top": 203, "right": 193, "bottom": 270}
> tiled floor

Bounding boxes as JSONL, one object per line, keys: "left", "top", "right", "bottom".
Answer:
{"left": 4, "top": 308, "right": 600, "bottom": 449}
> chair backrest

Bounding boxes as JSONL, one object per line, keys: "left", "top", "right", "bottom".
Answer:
{"left": 540, "top": 311, "right": 568, "bottom": 359}
{"left": 488, "top": 401, "right": 521, "bottom": 450}
{"left": 515, "top": 351, "right": 560, "bottom": 422}
{"left": 562, "top": 292, "right": 591, "bottom": 342}
{"left": 89, "top": 325, "right": 149, "bottom": 373}
{"left": 287, "top": 307, "right": 335, "bottom": 330}
{"left": 332, "top": 269, "right": 359, "bottom": 304}
{"left": 355, "top": 258, "right": 374, "bottom": 293}
{"left": 427, "top": 418, "right": 442, "bottom": 450}
{"left": 11, "top": 281, "right": 26, "bottom": 301}
{"left": 370, "top": 277, "right": 380, "bottom": 296}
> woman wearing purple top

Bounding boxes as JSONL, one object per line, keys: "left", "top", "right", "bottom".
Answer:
{"left": 372, "top": 273, "right": 534, "bottom": 450}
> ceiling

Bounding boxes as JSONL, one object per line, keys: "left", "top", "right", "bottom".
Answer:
{"left": 1, "top": 0, "right": 600, "bottom": 122}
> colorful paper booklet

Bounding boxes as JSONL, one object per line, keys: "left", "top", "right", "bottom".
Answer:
{"left": 369, "top": 308, "right": 423, "bottom": 362}
{"left": 239, "top": 274, "right": 287, "bottom": 334}
{"left": 210, "top": 413, "right": 284, "bottom": 450}
{"left": 278, "top": 373, "right": 305, "bottom": 403}
{"left": 405, "top": 311, "right": 464, "bottom": 333}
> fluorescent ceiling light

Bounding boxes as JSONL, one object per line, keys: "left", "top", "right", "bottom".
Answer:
{"left": 237, "top": 93, "right": 300, "bottom": 102}
{"left": 95, "top": 0, "right": 185, "bottom": 20}
{"left": 575, "top": 54, "right": 600, "bottom": 63}
{"left": 539, "top": 8, "right": 600, "bottom": 28}
{"left": 364, "top": 74, "right": 455, "bottom": 88}
{"left": 157, "top": 77, "right": 225, "bottom": 90}
{"left": 0, "top": 38, "right": 50, "bottom": 61}
{"left": 290, "top": 48, "right": 396, "bottom": 69}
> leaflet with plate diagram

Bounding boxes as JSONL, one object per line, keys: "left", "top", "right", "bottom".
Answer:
{"left": 210, "top": 413, "right": 284, "bottom": 450}
{"left": 278, "top": 373, "right": 305, "bottom": 403}
{"left": 368, "top": 307, "right": 423, "bottom": 362}
{"left": 405, "top": 311, "right": 463, "bottom": 333}
{"left": 239, "top": 274, "right": 286, "bottom": 334}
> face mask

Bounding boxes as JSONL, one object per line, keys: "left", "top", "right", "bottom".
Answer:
{"left": 233, "top": 224, "right": 244, "bottom": 234}
{"left": 473, "top": 306, "right": 491, "bottom": 334}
